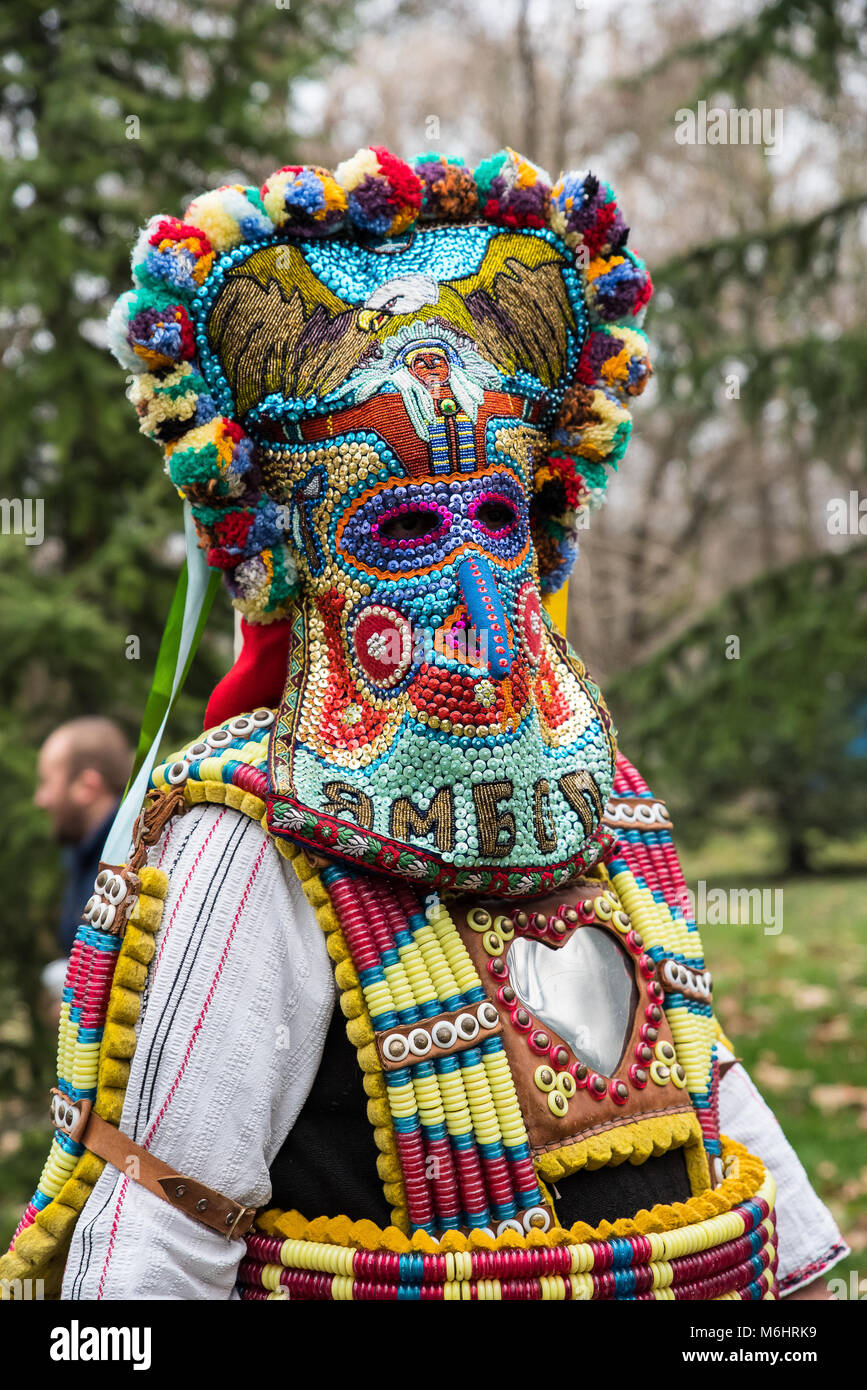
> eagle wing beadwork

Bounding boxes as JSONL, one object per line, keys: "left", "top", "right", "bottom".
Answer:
{"left": 206, "top": 232, "right": 577, "bottom": 417}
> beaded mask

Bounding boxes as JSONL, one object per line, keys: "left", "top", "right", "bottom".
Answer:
{"left": 110, "top": 148, "right": 653, "bottom": 895}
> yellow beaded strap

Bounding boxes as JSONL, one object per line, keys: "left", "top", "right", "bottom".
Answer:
{"left": 283, "top": 857, "right": 542, "bottom": 1237}
{"left": 608, "top": 859, "right": 716, "bottom": 1132}
{"left": 0, "top": 867, "right": 168, "bottom": 1300}
{"left": 287, "top": 848, "right": 411, "bottom": 1229}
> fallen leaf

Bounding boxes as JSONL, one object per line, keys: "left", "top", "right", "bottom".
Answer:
{"left": 811, "top": 1083, "right": 867, "bottom": 1112}
{"left": 791, "top": 984, "right": 832, "bottom": 1010}
{"left": 755, "top": 1060, "right": 812, "bottom": 1092}
{"left": 810, "top": 1017, "right": 852, "bottom": 1045}
{"left": 842, "top": 1217, "right": 867, "bottom": 1254}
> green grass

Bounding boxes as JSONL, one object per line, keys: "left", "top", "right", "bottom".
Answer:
{"left": 679, "top": 834, "right": 867, "bottom": 1293}
{"left": 2, "top": 832, "right": 865, "bottom": 1295}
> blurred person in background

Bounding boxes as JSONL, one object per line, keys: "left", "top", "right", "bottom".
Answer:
{"left": 33, "top": 718, "right": 132, "bottom": 955}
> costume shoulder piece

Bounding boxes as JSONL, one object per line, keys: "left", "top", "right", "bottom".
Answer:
{"left": 108, "top": 148, "right": 653, "bottom": 896}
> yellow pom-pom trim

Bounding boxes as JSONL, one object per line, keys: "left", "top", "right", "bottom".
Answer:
{"left": 534, "top": 1110, "right": 711, "bottom": 1202}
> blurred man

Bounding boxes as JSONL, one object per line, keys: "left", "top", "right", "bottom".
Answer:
{"left": 34, "top": 718, "right": 132, "bottom": 954}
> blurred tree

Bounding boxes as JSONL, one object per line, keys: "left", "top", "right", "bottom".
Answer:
{"left": 608, "top": 542, "right": 867, "bottom": 872}
{"left": 582, "top": 1, "right": 867, "bottom": 865}
{"left": 0, "top": 0, "right": 354, "bottom": 1089}
{"left": 574, "top": 0, "right": 867, "bottom": 669}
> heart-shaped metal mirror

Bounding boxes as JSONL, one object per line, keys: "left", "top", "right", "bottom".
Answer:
{"left": 508, "top": 927, "right": 638, "bottom": 1076}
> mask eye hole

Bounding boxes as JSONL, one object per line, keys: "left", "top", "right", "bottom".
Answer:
{"left": 377, "top": 507, "right": 445, "bottom": 544}
{"left": 473, "top": 498, "right": 518, "bottom": 536}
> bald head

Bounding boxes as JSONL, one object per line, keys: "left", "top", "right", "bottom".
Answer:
{"left": 35, "top": 718, "right": 132, "bottom": 844}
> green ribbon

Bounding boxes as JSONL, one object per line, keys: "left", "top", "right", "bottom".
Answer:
{"left": 102, "top": 503, "right": 220, "bottom": 864}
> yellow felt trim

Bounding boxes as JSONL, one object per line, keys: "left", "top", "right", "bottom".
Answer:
{"left": 0, "top": 866, "right": 169, "bottom": 1300}
{"left": 542, "top": 581, "right": 569, "bottom": 634}
{"left": 713, "top": 1014, "right": 735, "bottom": 1055}
{"left": 253, "top": 1135, "right": 767, "bottom": 1256}
{"left": 683, "top": 1131, "right": 713, "bottom": 1194}
{"left": 534, "top": 1109, "right": 710, "bottom": 1196}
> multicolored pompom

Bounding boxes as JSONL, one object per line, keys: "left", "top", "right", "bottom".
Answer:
{"left": 128, "top": 363, "right": 217, "bottom": 443}
{"left": 531, "top": 478, "right": 591, "bottom": 593}
{"left": 124, "top": 290, "right": 196, "bottom": 370}
{"left": 585, "top": 250, "right": 653, "bottom": 325}
{"left": 227, "top": 542, "right": 300, "bottom": 624}
{"left": 576, "top": 325, "right": 652, "bottom": 401}
{"left": 530, "top": 379, "right": 636, "bottom": 590}
{"left": 474, "top": 148, "right": 551, "bottom": 229}
{"left": 183, "top": 185, "right": 273, "bottom": 253}
{"left": 334, "top": 146, "right": 422, "bottom": 237}
{"left": 165, "top": 417, "right": 256, "bottom": 500}
{"left": 131, "top": 216, "right": 214, "bottom": 293}
{"left": 554, "top": 383, "right": 633, "bottom": 468}
{"left": 261, "top": 165, "right": 347, "bottom": 236}
{"left": 412, "top": 154, "right": 478, "bottom": 222}
{"left": 549, "top": 172, "right": 628, "bottom": 259}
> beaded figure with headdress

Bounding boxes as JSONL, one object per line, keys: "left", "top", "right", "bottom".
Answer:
{"left": 1, "top": 148, "right": 846, "bottom": 1302}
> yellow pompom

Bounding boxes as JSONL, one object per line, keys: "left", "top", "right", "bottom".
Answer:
{"left": 129, "top": 893, "right": 164, "bottom": 934}
{"left": 106, "top": 986, "right": 142, "bottom": 1028}
{"left": 102, "top": 1020, "right": 137, "bottom": 1059}
{"left": 138, "top": 865, "right": 169, "bottom": 901}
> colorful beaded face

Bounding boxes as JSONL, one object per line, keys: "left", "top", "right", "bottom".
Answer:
{"left": 189, "top": 227, "right": 614, "bottom": 890}
{"left": 109, "top": 149, "right": 654, "bottom": 892}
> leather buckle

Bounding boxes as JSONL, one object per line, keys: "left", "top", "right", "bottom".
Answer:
{"left": 224, "top": 1204, "right": 258, "bottom": 1239}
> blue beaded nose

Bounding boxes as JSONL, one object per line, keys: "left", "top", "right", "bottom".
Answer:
{"left": 457, "top": 554, "right": 513, "bottom": 680}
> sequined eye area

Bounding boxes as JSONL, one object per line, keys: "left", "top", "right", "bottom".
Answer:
{"left": 336, "top": 475, "right": 529, "bottom": 576}
{"left": 470, "top": 492, "right": 519, "bottom": 538}
{"left": 374, "top": 503, "right": 450, "bottom": 548}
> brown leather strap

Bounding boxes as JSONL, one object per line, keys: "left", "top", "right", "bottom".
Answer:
{"left": 128, "top": 786, "right": 188, "bottom": 871}
{"left": 83, "top": 1111, "right": 258, "bottom": 1239}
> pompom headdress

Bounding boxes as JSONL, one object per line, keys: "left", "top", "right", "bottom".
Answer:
{"left": 108, "top": 146, "right": 652, "bottom": 622}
